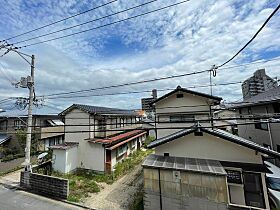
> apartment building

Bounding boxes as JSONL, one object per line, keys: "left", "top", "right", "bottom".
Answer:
{"left": 51, "top": 104, "right": 147, "bottom": 173}
{"left": 242, "top": 69, "right": 277, "bottom": 100}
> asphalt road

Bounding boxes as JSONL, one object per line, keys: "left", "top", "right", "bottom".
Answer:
{"left": 0, "top": 185, "right": 82, "bottom": 210}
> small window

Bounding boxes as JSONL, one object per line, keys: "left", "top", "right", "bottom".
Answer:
{"left": 263, "top": 143, "right": 271, "bottom": 149}
{"left": 277, "top": 145, "right": 280, "bottom": 153}
{"left": 176, "top": 93, "right": 184, "bottom": 98}
{"left": 248, "top": 107, "right": 252, "bottom": 114}
{"left": 170, "top": 115, "right": 195, "bottom": 122}
{"left": 164, "top": 153, "right": 169, "bottom": 157}
{"left": 255, "top": 120, "right": 268, "bottom": 131}
{"left": 117, "top": 144, "right": 127, "bottom": 157}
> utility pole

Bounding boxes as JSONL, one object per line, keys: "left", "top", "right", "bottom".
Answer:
{"left": 25, "top": 55, "right": 35, "bottom": 172}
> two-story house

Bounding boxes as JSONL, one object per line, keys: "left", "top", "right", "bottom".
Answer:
{"left": 142, "top": 86, "right": 280, "bottom": 210}
{"left": 234, "top": 86, "right": 280, "bottom": 153}
{"left": 51, "top": 104, "right": 147, "bottom": 173}
{"left": 0, "top": 113, "right": 64, "bottom": 154}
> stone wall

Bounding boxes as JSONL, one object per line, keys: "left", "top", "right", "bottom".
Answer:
{"left": 20, "top": 171, "right": 69, "bottom": 199}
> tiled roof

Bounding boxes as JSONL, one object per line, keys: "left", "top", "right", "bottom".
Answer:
{"left": 89, "top": 130, "right": 145, "bottom": 145}
{"left": 60, "top": 104, "right": 137, "bottom": 116}
{"left": 50, "top": 142, "right": 79, "bottom": 150}
{"left": 151, "top": 86, "right": 222, "bottom": 106}
{"left": 0, "top": 134, "right": 11, "bottom": 145}
{"left": 142, "top": 154, "right": 226, "bottom": 175}
{"left": 147, "top": 125, "right": 280, "bottom": 158}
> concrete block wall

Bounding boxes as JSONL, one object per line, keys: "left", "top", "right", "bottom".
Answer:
{"left": 20, "top": 172, "right": 69, "bottom": 199}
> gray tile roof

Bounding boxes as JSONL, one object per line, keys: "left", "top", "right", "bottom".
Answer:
{"left": 60, "top": 104, "right": 137, "bottom": 116}
{"left": 142, "top": 154, "right": 226, "bottom": 175}
{"left": 151, "top": 86, "right": 222, "bottom": 106}
{"left": 147, "top": 125, "right": 280, "bottom": 158}
{"left": 0, "top": 134, "right": 11, "bottom": 145}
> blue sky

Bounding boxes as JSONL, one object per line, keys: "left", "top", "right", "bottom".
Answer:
{"left": 0, "top": 0, "right": 280, "bottom": 114}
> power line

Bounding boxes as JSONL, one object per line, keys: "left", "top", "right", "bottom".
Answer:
{"left": 2, "top": 0, "right": 118, "bottom": 41}
{"left": 1, "top": 121, "right": 280, "bottom": 135}
{"left": 11, "top": 0, "right": 160, "bottom": 45}
{"left": 36, "top": 56, "right": 280, "bottom": 99}
{"left": 217, "top": 2, "right": 280, "bottom": 68}
{"left": 41, "top": 81, "right": 243, "bottom": 100}
{"left": 16, "top": 0, "right": 190, "bottom": 49}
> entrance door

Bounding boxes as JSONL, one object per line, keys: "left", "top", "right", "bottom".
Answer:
{"left": 243, "top": 172, "right": 265, "bottom": 208}
{"left": 105, "top": 150, "right": 111, "bottom": 172}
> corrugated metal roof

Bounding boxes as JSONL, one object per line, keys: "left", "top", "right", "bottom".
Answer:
{"left": 60, "top": 104, "right": 137, "bottom": 116}
{"left": 143, "top": 154, "right": 226, "bottom": 175}
{"left": 50, "top": 142, "right": 78, "bottom": 150}
{"left": 0, "top": 134, "right": 11, "bottom": 145}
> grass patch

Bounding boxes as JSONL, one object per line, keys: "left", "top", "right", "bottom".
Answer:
{"left": 113, "top": 149, "right": 153, "bottom": 179}
{"left": 46, "top": 149, "right": 153, "bottom": 202}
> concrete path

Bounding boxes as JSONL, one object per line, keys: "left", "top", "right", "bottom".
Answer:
{"left": 83, "top": 164, "right": 143, "bottom": 210}
{"left": 0, "top": 169, "right": 21, "bottom": 187}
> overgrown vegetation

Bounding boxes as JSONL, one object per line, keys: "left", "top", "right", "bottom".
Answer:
{"left": 46, "top": 149, "right": 153, "bottom": 202}
{"left": 143, "top": 136, "right": 156, "bottom": 148}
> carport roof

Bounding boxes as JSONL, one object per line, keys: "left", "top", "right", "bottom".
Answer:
{"left": 142, "top": 154, "right": 226, "bottom": 175}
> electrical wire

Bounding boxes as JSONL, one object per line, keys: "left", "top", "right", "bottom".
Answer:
{"left": 16, "top": 0, "right": 191, "bottom": 49}
{"left": 40, "top": 81, "right": 243, "bottom": 100}
{"left": 2, "top": 0, "right": 118, "bottom": 41}
{"left": 11, "top": 0, "right": 160, "bottom": 45}
{"left": 217, "top": 2, "right": 280, "bottom": 68}
{"left": 1, "top": 120, "right": 279, "bottom": 135}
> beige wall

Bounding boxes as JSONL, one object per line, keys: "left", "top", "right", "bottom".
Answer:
{"left": 65, "top": 147, "right": 79, "bottom": 173}
{"left": 40, "top": 126, "right": 64, "bottom": 139}
{"left": 155, "top": 132, "right": 263, "bottom": 164}
{"left": 155, "top": 92, "right": 215, "bottom": 138}
{"left": 53, "top": 149, "right": 66, "bottom": 173}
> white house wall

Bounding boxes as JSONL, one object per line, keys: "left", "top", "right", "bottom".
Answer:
{"left": 81, "top": 142, "right": 105, "bottom": 172}
{"left": 52, "top": 149, "right": 67, "bottom": 173}
{"left": 64, "top": 108, "right": 90, "bottom": 143}
{"left": 65, "top": 147, "right": 79, "bottom": 173}
{"left": 155, "top": 132, "right": 263, "bottom": 164}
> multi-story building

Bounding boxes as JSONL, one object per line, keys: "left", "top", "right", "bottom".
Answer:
{"left": 142, "top": 86, "right": 279, "bottom": 210}
{"left": 152, "top": 85, "right": 222, "bottom": 138}
{"left": 141, "top": 89, "right": 157, "bottom": 113}
{"left": 0, "top": 114, "right": 64, "bottom": 153}
{"left": 234, "top": 86, "right": 280, "bottom": 155}
{"left": 242, "top": 69, "right": 277, "bottom": 100}
{"left": 51, "top": 104, "right": 147, "bottom": 173}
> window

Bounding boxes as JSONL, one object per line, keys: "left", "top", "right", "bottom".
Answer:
{"left": 170, "top": 115, "right": 195, "bottom": 122}
{"left": 254, "top": 120, "right": 268, "bottom": 130}
{"left": 176, "top": 93, "right": 184, "bottom": 98}
{"left": 164, "top": 153, "right": 169, "bottom": 157}
{"left": 277, "top": 145, "right": 280, "bottom": 153}
{"left": 243, "top": 172, "right": 265, "bottom": 208}
{"left": 273, "top": 103, "right": 280, "bottom": 113}
{"left": 248, "top": 107, "right": 252, "bottom": 114}
{"left": 117, "top": 144, "right": 127, "bottom": 157}
{"left": 263, "top": 143, "right": 271, "bottom": 149}
{"left": 14, "top": 120, "right": 25, "bottom": 128}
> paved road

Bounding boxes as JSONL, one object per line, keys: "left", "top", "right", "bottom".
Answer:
{"left": 0, "top": 185, "right": 83, "bottom": 210}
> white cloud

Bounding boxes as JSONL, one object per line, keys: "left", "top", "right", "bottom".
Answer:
{"left": 0, "top": 0, "right": 279, "bottom": 113}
